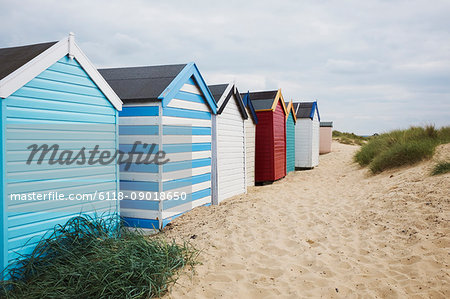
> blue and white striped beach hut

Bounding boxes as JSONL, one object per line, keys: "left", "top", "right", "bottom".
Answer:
{"left": 99, "top": 63, "right": 217, "bottom": 230}
{"left": 0, "top": 34, "right": 122, "bottom": 274}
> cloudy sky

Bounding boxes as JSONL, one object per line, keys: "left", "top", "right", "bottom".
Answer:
{"left": 1, "top": 0, "right": 449, "bottom": 134}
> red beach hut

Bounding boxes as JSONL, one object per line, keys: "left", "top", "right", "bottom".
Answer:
{"left": 248, "top": 89, "right": 288, "bottom": 183}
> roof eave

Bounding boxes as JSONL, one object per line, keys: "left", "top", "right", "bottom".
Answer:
{"left": 0, "top": 33, "right": 123, "bottom": 111}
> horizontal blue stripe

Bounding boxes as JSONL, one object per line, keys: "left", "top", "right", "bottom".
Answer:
{"left": 122, "top": 217, "right": 159, "bottom": 229}
{"left": 119, "top": 125, "right": 158, "bottom": 135}
{"left": 6, "top": 96, "right": 115, "bottom": 116}
{"left": 163, "top": 173, "right": 211, "bottom": 191}
{"left": 163, "top": 143, "right": 210, "bottom": 153}
{"left": 163, "top": 158, "right": 211, "bottom": 172}
{"left": 163, "top": 125, "right": 211, "bottom": 135}
{"left": 12, "top": 86, "right": 110, "bottom": 108}
{"left": 6, "top": 106, "right": 116, "bottom": 124}
{"left": 119, "top": 144, "right": 159, "bottom": 152}
{"left": 120, "top": 199, "right": 159, "bottom": 211}
{"left": 119, "top": 163, "right": 158, "bottom": 173}
{"left": 27, "top": 77, "right": 104, "bottom": 98}
{"left": 120, "top": 180, "right": 159, "bottom": 191}
{"left": 48, "top": 60, "right": 87, "bottom": 77}
{"left": 174, "top": 91, "right": 206, "bottom": 104}
{"left": 162, "top": 188, "right": 211, "bottom": 209}
{"left": 119, "top": 106, "right": 159, "bottom": 117}
{"left": 163, "top": 107, "right": 211, "bottom": 120}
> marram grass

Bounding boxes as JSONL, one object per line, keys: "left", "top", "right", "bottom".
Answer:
{"left": 0, "top": 215, "right": 197, "bottom": 299}
{"left": 332, "top": 130, "right": 370, "bottom": 146}
{"left": 354, "top": 125, "right": 450, "bottom": 174}
{"left": 431, "top": 162, "right": 450, "bottom": 176}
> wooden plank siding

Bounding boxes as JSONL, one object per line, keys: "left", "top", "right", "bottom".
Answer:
{"left": 295, "top": 119, "right": 312, "bottom": 168}
{"left": 319, "top": 126, "right": 332, "bottom": 154}
{"left": 245, "top": 117, "right": 256, "bottom": 186}
{"left": 311, "top": 115, "right": 320, "bottom": 167}
{"left": 295, "top": 116, "right": 319, "bottom": 168}
{"left": 120, "top": 78, "right": 213, "bottom": 229}
{"left": 161, "top": 80, "right": 212, "bottom": 223}
{"left": 3, "top": 56, "right": 119, "bottom": 263}
{"left": 286, "top": 112, "right": 296, "bottom": 173}
{"left": 272, "top": 100, "right": 286, "bottom": 180}
{"left": 254, "top": 111, "right": 274, "bottom": 182}
{"left": 118, "top": 101, "right": 160, "bottom": 229}
{"left": 216, "top": 94, "right": 246, "bottom": 203}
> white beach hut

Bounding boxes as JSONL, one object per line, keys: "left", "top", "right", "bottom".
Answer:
{"left": 293, "top": 101, "right": 320, "bottom": 169}
{"left": 209, "top": 84, "right": 248, "bottom": 204}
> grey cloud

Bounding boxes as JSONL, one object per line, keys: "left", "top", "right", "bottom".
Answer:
{"left": 0, "top": 0, "right": 448, "bottom": 134}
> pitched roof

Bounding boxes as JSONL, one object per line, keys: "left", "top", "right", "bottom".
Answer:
{"left": 285, "top": 101, "right": 297, "bottom": 123}
{"left": 208, "top": 84, "right": 229, "bottom": 104}
{"left": 320, "top": 121, "right": 333, "bottom": 127}
{"left": 98, "top": 64, "right": 187, "bottom": 101}
{"left": 0, "top": 34, "right": 122, "bottom": 110}
{"left": 247, "top": 89, "right": 288, "bottom": 115}
{"left": 240, "top": 92, "right": 258, "bottom": 124}
{"left": 247, "top": 90, "right": 278, "bottom": 110}
{"left": 293, "top": 101, "right": 320, "bottom": 121}
{"left": 0, "top": 41, "right": 57, "bottom": 80}
{"left": 208, "top": 83, "right": 248, "bottom": 119}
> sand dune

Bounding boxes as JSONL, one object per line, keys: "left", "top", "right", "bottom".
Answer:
{"left": 161, "top": 142, "right": 449, "bottom": 298}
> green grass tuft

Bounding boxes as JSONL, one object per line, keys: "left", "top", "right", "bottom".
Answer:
{"left": 0, "top": 215, "right": 197, "bottom": 299}
{"left": 431, "top": 162, "right": 450, "bottom": 176}
{"left": 332, "top": 130, "right": 370, "bottom": 146}
{"left": 354, "top": 125, "right": 450, "bottom": 174}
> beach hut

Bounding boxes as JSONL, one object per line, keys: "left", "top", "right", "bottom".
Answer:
{"left": 285, "top": 100, "right": 297, "bottom": 173}
{"left": 0, "top": 34, "right": 122, "bottom": 273}
{"left": 241, "top": 92, "right": 258, "bottom": 186}
{"left": 99, "top": 63, "right": 217, "bottom": 230}
{"left": 249, "top": 89, "right": 288, "bottom": 183}
{"left": 208, "top": 83, "right": 248, "bottom": 204}
{"left": 293, "top": 101, "right": 320, "bottom": 169}
{"left": 320, "top": 121, "right": 333, "bottom": 154}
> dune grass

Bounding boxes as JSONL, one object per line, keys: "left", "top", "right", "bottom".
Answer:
{"left": 432, "top": 162, "right": 450, "bottom": 176}
{"left": 332, "top": 130, "right": 370, "bottom": 146}
{"left": 0, "top": 215, "right": 197, "bottom": 299}
{"left": 354, "top": 125, "right": 450, "bottom": 174}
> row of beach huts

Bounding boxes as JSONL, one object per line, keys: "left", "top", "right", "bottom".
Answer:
{"left": 0, "top": 34, "right": 333, "bottom": 273}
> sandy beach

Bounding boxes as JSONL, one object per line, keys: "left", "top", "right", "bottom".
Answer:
{"left": 162, "top": 142, "right": 449, "bottom": 298}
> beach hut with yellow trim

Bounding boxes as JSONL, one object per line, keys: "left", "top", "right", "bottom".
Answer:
{"left": 248, "top": 89, "right": 288, "bottom": 183}
{"left": 285, "top": 100, "right": 297, "bottom": 173}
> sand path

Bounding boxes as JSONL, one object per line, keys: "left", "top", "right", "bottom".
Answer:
{"left": 162, "top": 142, "right": 449, "bottom": 298}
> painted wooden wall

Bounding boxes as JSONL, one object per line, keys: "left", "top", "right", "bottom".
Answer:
{"left": 118, "top": 101, "right": 160, "bottom": 229}
{"left": 2, "top": 56, "right": 119, "bottom": 267}
{"left": 161, "top": 77, "right": 212, "bottom": 225}
{"left": 255, "top": 100, "right": 286, "bottom": 182}
{"left": 216, "top": 94, "right": 246, "bottom": 203}
{"left": 286, "top": 112, "right": 296, "bottom": 173}
{"left": 119, "top": 76, "right": 212, "bottom": 229}
{"left": 272, "top": 100, "right": 287, "bottom": 180}
{"left": 254, "top": 110, "right": 273, "bottom": 182}
{"left": 311, "top": 116, "right": 320, "bottom": 167}
{"left": 295, "top": 113, "right": 320, "bottom": 168}
{"left": 245, "top": 115, "right": 256, "bottom": 186}
{"left": 319, "top": 126, "right": 332, "bottom": 154}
